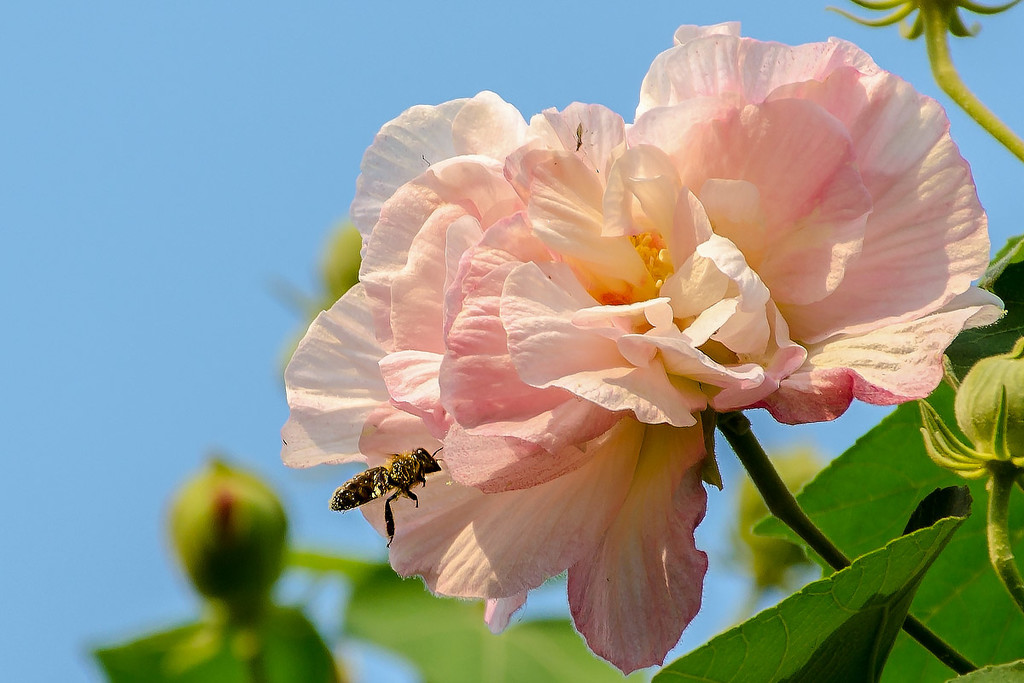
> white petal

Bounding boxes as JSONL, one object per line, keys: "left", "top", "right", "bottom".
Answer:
{"left": 351, "top": 98, "right": 468, "bottom": 234}
{"left": 282, "top": 286, "right": 388, "bottom": 468}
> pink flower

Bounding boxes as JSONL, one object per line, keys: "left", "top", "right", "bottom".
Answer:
{"left": 283, "top": 24, "right": 1001, "bottom": 673}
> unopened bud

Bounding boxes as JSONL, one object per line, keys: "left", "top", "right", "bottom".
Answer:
{"left": 170, "top": 459, "right": 287, "bottom": 621}
{"left": 321, "top": 223, "right": 362, "bottom": 304}
{"left": 954, "top": 337, "right": 1024, "bottom": 465}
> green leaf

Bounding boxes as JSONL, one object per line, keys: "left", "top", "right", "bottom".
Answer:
{"left": 344, "top": 566, "right": 634, "bottom": 683}
{"left": 288, "top": 547, "right": 380, "bottom": 584}
{"left": 261, "top": 607, "right": 339, "bottom": 683}
{"left": 94, "top": 607, "right": 337, "bottom": 683}
{"left": 982, "top": 234, "right": 1024, "bottom": 288}
{"left": 755, "top": 384, "right": 1024, "bottom": 681}
{"left": 654, "top": 510, "right": 968, "bottom": 682}
{"left": 95, "top": 622, "right": 238, "bottom": 683}
{"left": 946, "top": 237, "right": 1024, "bottom": 379}
{"left": 949, "top": 660, "right": 1024, "bottom": 681}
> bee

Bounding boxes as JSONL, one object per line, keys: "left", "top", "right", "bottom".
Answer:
{"left": 575, "top": 122, "right": 584, "bottom": 151}
{"left": 329, "top": 447, "right": 442, "bottom": 546}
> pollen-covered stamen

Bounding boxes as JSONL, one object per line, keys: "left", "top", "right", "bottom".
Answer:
{"left": 629, "top": 231, "right": 674, "bottom": 292}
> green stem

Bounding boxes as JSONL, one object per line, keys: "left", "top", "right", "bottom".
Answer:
{"left": 987, "top": 460, "right": 1024, "bottom": 613}
{"left": 717, "top": 411, "right": 976, "bottom": 676}
{"left": 921, "top": 2, "right": 1024, "bottom": 162}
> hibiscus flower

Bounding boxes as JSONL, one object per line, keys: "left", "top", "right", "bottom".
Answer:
{"left": 282, "top": 23, "right": 1001, "bottom": 672}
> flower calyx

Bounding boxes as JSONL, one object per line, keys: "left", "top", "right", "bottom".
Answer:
{"left": 920, "top": 337, "right": 1024, "bottom": 478}
{"left": 955, "top": 337, "right": 1024, "bottom": 461}
{"left": 832, "top": 0, "right": 1021, "bottom": 39}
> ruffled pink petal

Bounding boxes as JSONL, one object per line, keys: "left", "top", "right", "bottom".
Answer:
{"left": 282, "top": 285, "right": 388, "bottom": 468}
{"left": 378, "top": 350, "right": 449, "bottom": 437}
{"left": 712, "top": 302, "right": 807, "bottom": 411}
{"left": 568, "top": 423, "right": 708, "bottom": 674}
{"left": 352, "top": 92, "right": 531, "bottom": 235}
{"left": 443, "top": 420, "right": 610, "bottom": 493}
{"left": 357, "top": 406, "right": 442, "bottom": 465}
{"left": 662, "top": 188, "right": 715, "bottom": 278}
{"left": 376, "top": 419, "right": 646, "bottom": 599}
{"left": 485, "top": 593, "right": 528, "bottom": 634}
{"left": 637, "top": 99, "right": 872, "bottom": 307}
{"left": 360, "top": 156, "right": 523, "bottom": 349}
{"left": 673, "top": 22, "right": 739, "bottom": 46}
{"left": 526, "top": 102, "right": 627, "bottom": 177}
{"left": 441, "top": 218, "right": 558, "bottom": 430}
{"left": 761, "top": 287, "right": 1003, "bottom": 423}
{"left": 771, "top": 69, "right": 991, "bottom": 342}
{"left": 502, "top": 262, "right": 702, "bottom": 426}
{"left": 351, "top": 98, "right": 468, "bottom": 234}
{"left": 440, "top": 226, "right": 621, "bottom": 490}
{"left": 638, "top": 30, "right": 878, "bottom": 116}
{"left": 602, "top": 145, "right": 682, "bottom": 238}
{"left": 451, "top": 91, "right": 531, "bottom": 160}
{"left": 506, "top": 147, "right": 650, "bottom": 295}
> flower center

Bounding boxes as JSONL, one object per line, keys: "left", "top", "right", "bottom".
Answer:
{"left": 629, "top": 231, "right": 674, "bottom": 292}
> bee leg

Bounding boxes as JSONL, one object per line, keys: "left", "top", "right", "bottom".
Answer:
{"left": 384, "top": 491, "right": 399, "bottom": 547}
{"left": 406, "top": 489, "right": 420, "bottom": 508}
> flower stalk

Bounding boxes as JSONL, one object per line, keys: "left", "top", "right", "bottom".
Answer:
{"left": 987, "top": 460, "right": 1024, "bottom": 614}
{"left": 920, "top": 2, "right": 1024, "bottom": 162}
{"left": 718, "top": 410, "right": 977, "bottom": 675}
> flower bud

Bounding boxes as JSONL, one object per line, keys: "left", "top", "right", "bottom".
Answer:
{"left": 321, "top": 223, "right": 362, "bottom": 304}
{"left": 170, "top": 459, "right": 287, "bottom": 621}
{"left": 954, "top": 337, "right": 1024, "bottom": 464}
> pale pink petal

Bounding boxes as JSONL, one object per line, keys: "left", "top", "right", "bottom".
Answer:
{"left": 602, "top": 145, "right": 682, "bottom": 238}
{"left": 388, "top": 210, "right": 456, "bottom": 353}
{"left": 762, "top": 288, "right": 1003, "bottom": 423}
{"left": 512, "top": 148, "right": 646, "bottom": 287}
{"left": 638, "top": 30, "right": 878, "bottom": 115}
{"left": 441, "top": 231, "right": 621, "bottom": 487}
{"left": 772, "top": 70, "right": 991, "bottom": 342}
{"left": 443, "top": 215, "right": 485, "bottom": 293}
{"left": 712, "top": 302, "right": 807, "bottom": 411}
{"left": 443, "top": 422, "right": 603, "bottom": 493}
{"left": 618, "top": 329, "right": 764, "bottom": 392}
{"left": 440, "top": 218, "right": 590, "bottom": 435}
{"left": 638, "top": 33, "right": 744, "bottom": 115}
{"left": 351, "top": 98, "right": 468, "bottom": 234}
{"left": 376, "top": 419, "right": 646, "bottom": 599}
{"left": 568, "top": 423, "right": 708, "bottom": 674}
{"left": 378, "top": 350, "right": 448, "bottom": 436}
{"left": 679, "top": 233, "right": 771, "bottom": 353}
{"left": 673, "top": 22, "right": 740, "bottom": 46}
{"left": 502, "top": 262, "right": 702, "bottom": 426}
{"left": 360, "top": 156, "right": 522, "bottom": 349}
{"left": 357, "top": 407, "right": 443, "bottom": 465}
{"left": 638, "top": 99, "right": 872, "bottom": 306}
{"left": 451, "top": 91, "right": 531, "bottom": 160}
{"left": 662, "top": 189, "right": 715, "bottom": 277}
{"left": 282, "top": 285, "right": 387, "bottom": 468}
{"left": 526, "top": 103, "right": 627, "bottom": 177}
{"left": 485, "top": 593, "right": 527, "bottom": 634}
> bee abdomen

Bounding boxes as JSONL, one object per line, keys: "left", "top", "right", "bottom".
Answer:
{"left": 329, "top": 466, "right": 391, "bottom": 511}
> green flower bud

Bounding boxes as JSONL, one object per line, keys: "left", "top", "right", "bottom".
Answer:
{"left": 170, "top": 459, "right": 287, "bottom": 622}
{"left": 321, "top": 223, "right": 362, "bottom": 304}
{"left": 955, "top": 337, "right": 1024, "bottom": 464}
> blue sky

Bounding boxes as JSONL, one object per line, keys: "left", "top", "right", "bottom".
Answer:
{"left": 3, "top": 1, "right": 1022, "bottom": 680}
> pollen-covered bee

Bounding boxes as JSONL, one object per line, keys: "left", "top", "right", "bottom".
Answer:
{"left": 329, "top": 447, "right": 442, "bottom": 546}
